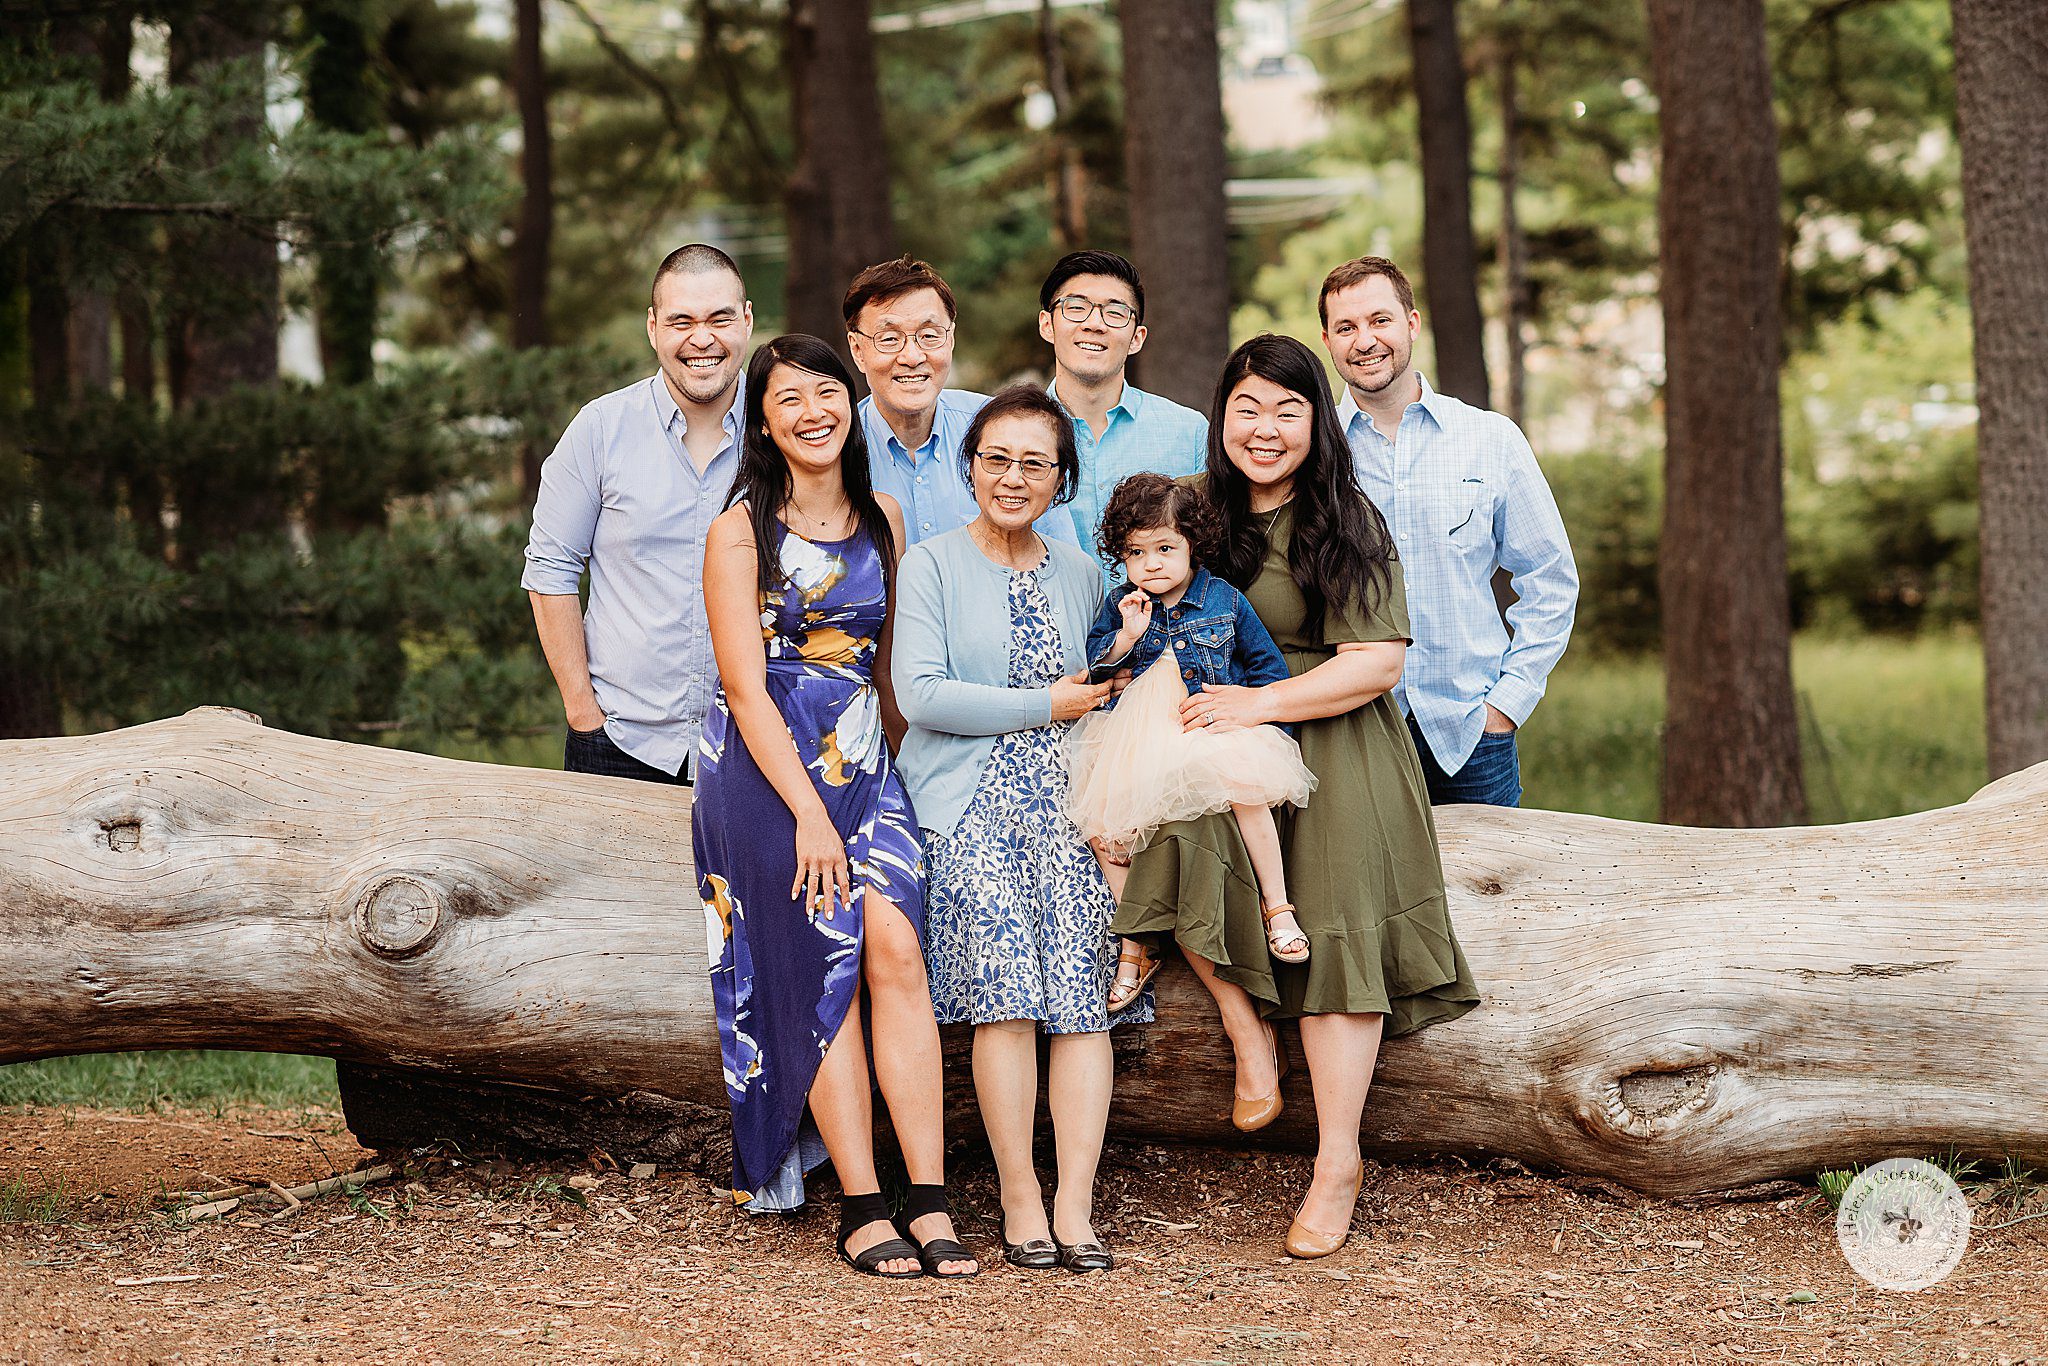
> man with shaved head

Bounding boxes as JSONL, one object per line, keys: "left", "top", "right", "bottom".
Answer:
{"left": 523, "top": 243, "right": 755, "bottom": 784}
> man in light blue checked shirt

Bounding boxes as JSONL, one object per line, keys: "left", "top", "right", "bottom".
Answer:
{"left": 1035, "top": 250, "right": 1208, "bottom": 574}
{"left": 522, "top": 244, "right": 753, "bottom": 785}
{"left": 1320, "top": 256, "right": 1578, "bottom": 807}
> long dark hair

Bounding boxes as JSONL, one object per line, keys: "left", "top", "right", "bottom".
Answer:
{"left": 728, "top": 335, "right": 896, "bottom": 596}
{"left": 1203, "top": 334, "right": 1395, "bottom": 643}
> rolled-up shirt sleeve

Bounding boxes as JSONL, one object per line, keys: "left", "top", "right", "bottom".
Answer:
{"left": 521, "top": 408, "right": 602, "bottom": 595}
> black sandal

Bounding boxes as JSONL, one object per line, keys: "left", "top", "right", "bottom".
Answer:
{"left": 1053, "top": 1231, "right": 1115, "bottom": 1273}
{"left": 895, "top": 1183, "right": 981, "bottom": 1279}
{"left": 1001, "top": 1227, "right": 1059, "bottom": 1269}
{"left": 838, "top": 1191, "right": 923, "bottom": 1278}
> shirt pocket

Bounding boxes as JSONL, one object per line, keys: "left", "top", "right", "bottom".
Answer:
{"left": 1424, "top": 476, "right": 1495, "bottom": 549}
{"left": 1188, "top": 620, "right": 1235, "bottom": 680}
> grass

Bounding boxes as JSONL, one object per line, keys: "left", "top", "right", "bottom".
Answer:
{"left": 0, "top": 1177, "right": 76, "bottom": 1223}
{"left": 0, "top": 1050, "right": 337, "bottom": 1112}
{"left": 0, "top": 632, "right": 1989, "bottom": 1113}
{"left": 1523, "top": 631, "right": 1986, "bottom": 823}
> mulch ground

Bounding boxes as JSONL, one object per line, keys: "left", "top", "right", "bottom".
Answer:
{"left": 2, "top": 1105, "right": 2044, "bottom": 1364}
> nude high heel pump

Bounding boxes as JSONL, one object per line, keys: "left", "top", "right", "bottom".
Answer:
{"left": 1230, "top": 1020, "right": 1291, "bottom": 1133}
{"left": 1284, "top": 1167, "right": 1364, "bottom": 1259}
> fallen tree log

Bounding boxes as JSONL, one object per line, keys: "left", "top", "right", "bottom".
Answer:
{"left": 2, "top": 708, "right": 2044, "bottom": 1197}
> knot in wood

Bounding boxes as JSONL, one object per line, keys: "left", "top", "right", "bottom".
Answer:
{"left": 353, "top": 876, "right": 445, "bottom": 957}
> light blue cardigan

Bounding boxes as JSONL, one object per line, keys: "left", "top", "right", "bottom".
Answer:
{"left": 891, "top": 526, "right": 1103, "bottom": 837}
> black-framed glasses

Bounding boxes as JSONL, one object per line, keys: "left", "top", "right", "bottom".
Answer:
{"left": 851, "top": 324, "right": 953, "bottom": 355}
{"left": 974, "top": 451, "right": 1060, "bottom": 482}
{"left": 1050, "top": 295, "right": 1137, "bottom": 329}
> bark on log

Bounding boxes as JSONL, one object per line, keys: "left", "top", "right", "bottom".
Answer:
{"left": 3, "top": 709, "right": 2045, "bottom": 1198}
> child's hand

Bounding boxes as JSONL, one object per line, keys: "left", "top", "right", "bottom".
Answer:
{"left": 1115, "top": 590, "right": 1153, "bottom": 645}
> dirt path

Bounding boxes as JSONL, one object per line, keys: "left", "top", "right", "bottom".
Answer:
{"left": 2, "top": 1105, "right": 2043, "bottom": 1364}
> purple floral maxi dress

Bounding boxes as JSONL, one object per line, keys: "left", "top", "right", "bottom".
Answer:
{"left": 692, "top": 522, "right": 926, "bottom": 1211}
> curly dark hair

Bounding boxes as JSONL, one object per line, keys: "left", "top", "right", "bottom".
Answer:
{"left": 1094, "top": 472, "right": 1228, "bottom": 574}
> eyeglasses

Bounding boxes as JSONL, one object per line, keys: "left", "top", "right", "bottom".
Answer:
{"left": 1050, "top": 295, "right": 1137, "bottom": 329}
{"left": 974, "top": 452, "right": 1060, "bottom": 482}
{"left": 852, "top": 324, "right": 954, "bottom": 355}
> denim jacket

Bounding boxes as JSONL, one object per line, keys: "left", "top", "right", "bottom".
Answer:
{"left": 1086, "top": 566, "right": 1291, "bottom": 711}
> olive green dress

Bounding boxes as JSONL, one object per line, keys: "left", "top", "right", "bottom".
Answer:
{"left": 1110, "top": 497, "right": 1480, "bottom": 1034}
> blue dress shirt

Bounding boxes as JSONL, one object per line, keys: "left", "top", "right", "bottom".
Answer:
{"left": 521, "top": 373, "right": 745, "bottom": 776}
{"left": 1050, "top": 378, "right": 1209, "bottom": 576}
{"left": 858, "top": 388, "right": 1080, "bottom": 548}
{"left": 1337, "top": 374, "right": 1578, "bottom": 775}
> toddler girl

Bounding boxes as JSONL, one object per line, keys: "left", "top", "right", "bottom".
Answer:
{"left": 1063, "top": 473, "right": 1315, "bottom": 1012}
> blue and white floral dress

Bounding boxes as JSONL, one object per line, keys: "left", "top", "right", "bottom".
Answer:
{"left": 923, "top": 561, "right": 1154, "bottom": 1034}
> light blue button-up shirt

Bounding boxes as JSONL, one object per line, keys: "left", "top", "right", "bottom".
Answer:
{"left": 1049, "top": 378, "right": 1209, "bottom": 578}
{"left": 1338, "top": 374, "right": 1578, "bottom": 775}
{"left": 858, "top": 388, "right": 1080, "bottom": 548}
{"left": 521, "top": 372, "right": 745, "bottom": 776}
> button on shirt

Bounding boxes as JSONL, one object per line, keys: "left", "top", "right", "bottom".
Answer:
{"left": 858, "top": 388, "right": 1080, "bottom": 548}
{"left": 520, "top": 373, "right": 745, "bottom": 777}
{"left": 1338, "top": 374, "right": 1578, "bottom": 775}
{"left": 1050, "top": 378, "right": 1209, "bottom": 579}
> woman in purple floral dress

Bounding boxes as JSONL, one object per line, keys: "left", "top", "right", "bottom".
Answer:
{"left": 694, "top": 335, "right": 975, "bottom": 1280}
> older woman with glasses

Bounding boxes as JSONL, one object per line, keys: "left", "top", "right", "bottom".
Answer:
{"left": 891, "top": 384, "right": 1147, "bottom": 1274}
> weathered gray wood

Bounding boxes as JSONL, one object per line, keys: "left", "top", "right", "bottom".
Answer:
{"left": 3, "top": 708, "right": 2045, "bottom": 1196}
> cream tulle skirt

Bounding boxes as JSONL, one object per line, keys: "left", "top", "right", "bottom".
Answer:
{"left": 1063, "top": 655, "right": 1316, "bottom": 852}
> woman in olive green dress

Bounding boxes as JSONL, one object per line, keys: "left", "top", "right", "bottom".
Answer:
{"left": 1110, "top": 334, "right": 1479, "bottom": 1259}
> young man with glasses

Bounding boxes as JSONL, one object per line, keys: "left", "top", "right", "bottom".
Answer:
{"left": 1038, "top": 251, "right": 1208, "bottom": 573}
{"left": 522, "top": 243, "right": 752, "bottom": 786}
{"left": 845, "top": 255, "right": 1079, "bottom": 547}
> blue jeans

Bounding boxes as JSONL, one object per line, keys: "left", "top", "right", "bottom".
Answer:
{"left": 563, "top": 725, "right": 692, "bottom": 786}
{"left": 1409, "top": 717, "right": 1521, "bottom": 807}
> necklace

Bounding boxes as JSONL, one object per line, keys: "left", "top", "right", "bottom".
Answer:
{"left": 784, "top": 494, "right": 851, "bottom": 533}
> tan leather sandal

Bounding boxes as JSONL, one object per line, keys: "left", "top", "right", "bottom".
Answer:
{"left": 1262, "top": 902, "right": 1310, "bottom": 964}
{"left": 1106, "top": 941, "right": 1159, "bottom": 1014}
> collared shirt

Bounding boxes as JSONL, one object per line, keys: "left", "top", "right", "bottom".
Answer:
{"left": 858, "top": 388, "right": 1080, "bottom": 548}
{"left": 1050, "top": 378, "right": 1209, "bottom": 578}
{"left": 521, "top": 372, "right": 746, "bottom": 777}
{"left": 1338, "top": 374, "right": 1578, "bottom": 776}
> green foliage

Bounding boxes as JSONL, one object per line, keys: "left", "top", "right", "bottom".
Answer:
{"left": 0, "top": 346, "right": 629, "bottom": 741}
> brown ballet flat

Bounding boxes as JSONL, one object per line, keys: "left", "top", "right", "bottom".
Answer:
{"left": 1262, "top": 902, "right": 1310, "bottom": 964}
{"left": 1230, "top": 1020, "right": 1291, "bottom": 1133}
{"left": 1284, "top": 1167, "right": 1364, "bottom": 1259}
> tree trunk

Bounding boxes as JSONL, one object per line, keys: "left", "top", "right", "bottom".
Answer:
{"left": 511, "top": 0, "right": 552, "bottom": 508}
{"left": 6, "top": 709, "right": 2046, "bottom": 1197}
{"left": 1406, "top": 0, "right": 1490, "bottom": 409}
{"left": 782, "top": 0, "right": 897, "bottom": 363}
{"left": 1496, "top": 39, "right": 1528, "bottom": 430}
{"left": 1954, "top": 0, "right": 2048, "bottom": 779}
{"left": 303, "top": 0, "right": 380, "bottom": 392}
{"left": 1648, "top": 0, "right": 1803, "bottom": 827}
{"left": 165, "top": 6, "right": 282, "bottom": 558}
{"left": 1039, "top": 0, "right": 1088, "bottom": 251}
{"left": 1120, "top": 0, "right": 1230, "bottom": 410}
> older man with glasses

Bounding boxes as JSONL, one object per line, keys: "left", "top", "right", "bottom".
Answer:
{"left": 1037, "top": 250, "right": 1208, "bottom": 576}
{"left": 846, "top": 255, "right": 1079, "bottom": 547}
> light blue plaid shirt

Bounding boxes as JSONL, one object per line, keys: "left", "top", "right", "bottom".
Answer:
{"left": 1050, "top": 378, "right": 1209, "bottom": 579}
{"left": 1338, "top": 375, "right": 1577, "bottom": 775}
{"left": 858, "top": 389, "right": 1080, "bottom": 548}
{"left": 520, "top": 373, "right": 745, "bottom": 777}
